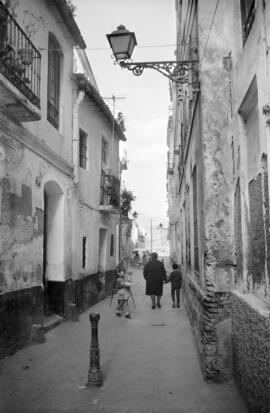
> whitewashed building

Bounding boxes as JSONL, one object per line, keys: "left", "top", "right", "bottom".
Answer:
{"left": 0, "top": 0, "right": 125, "bottom": 358}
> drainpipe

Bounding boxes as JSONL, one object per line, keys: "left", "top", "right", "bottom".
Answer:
{"left": 69, "top": 88, "right": 85, "bottom": 317}
{"left": 73, "top": 90, "right": 85, "bottom": 183}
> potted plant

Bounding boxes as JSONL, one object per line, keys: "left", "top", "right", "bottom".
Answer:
{"left": 18, "top": 48, "right": 33, "bottom": 65}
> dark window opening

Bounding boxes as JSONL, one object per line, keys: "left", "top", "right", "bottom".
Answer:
{"left": 101, "top": 138, "right": 108, "bottom": 164}
{"left": 47, "top": 33, "right": 61, "bottom": 128}
{"left": 192, "top": 166, "right": 199, "bottom": 274}
{"left": 240, "top": 0, "right": 255, "bottom": 45}
{"left": 110, "top": 234, "right": 114, "bottom": 257}
{"left": 82, "top": 236, "right": 87, "bottom": 268}
{"left": 79, "top": 129, "right": 87, "bottom": 169}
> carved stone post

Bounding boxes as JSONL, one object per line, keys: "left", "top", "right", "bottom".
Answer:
{"left": 87, "top": 313, "right": 103, "bottom": 387}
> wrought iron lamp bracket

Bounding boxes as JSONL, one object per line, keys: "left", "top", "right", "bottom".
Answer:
{"left": 119, "top": 59, "right": 198, "bottom": 85}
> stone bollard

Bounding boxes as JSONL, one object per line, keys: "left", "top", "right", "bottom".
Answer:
{"left": 86, "top": 313, "right": 103, "bottom": 387}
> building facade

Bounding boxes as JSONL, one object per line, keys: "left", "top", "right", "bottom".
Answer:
{"left": 72, "top": 71, "right": 125, "bottom": 313}
{"left": 168, "top": 0, "right": 270, "bottom": 410}
{"left": 0, "top": 0, "right": 124, "bottom": 358}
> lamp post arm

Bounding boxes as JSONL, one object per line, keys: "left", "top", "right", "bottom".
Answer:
{"left": 119, "top": 60, "right": 198, "bottom": 85}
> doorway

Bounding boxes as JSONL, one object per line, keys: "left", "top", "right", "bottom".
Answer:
{"left": 43, "top": 181, "right": 64, "bottom": 314}
{"left": 98, "top": 228, "right": 107, "bottom": 293}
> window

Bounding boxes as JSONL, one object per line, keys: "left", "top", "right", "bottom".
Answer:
{"left": 240, "top": 0, "right": 255, "bottom": 44}
{"left": 101, "top": 138, "right": 108, "bottom": 164}
{"left": 192, "top": 166, "right": 199, "bottom": 274}
{"left": 185, "top": 185, "right": 191, "bottom": 268}
{"left": 110, "top": 234, "right": 114, "bottom": 257}
{"left": 47, "top": 33, "right": 61, "bottom": 128}
{"left": 82, "top": 236, "right": 87, "bottom": 268}
{"left": 79, "top": 129, "right": 88, "bottom": 169}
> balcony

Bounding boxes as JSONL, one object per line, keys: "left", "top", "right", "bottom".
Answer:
{"left": 100, "top": 173, "right": 120, "bottom": 213}
{"left": 0, "top": 1, "right": 41, "bottom": 122}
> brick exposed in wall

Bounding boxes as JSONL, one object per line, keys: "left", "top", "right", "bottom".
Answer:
{"left": 248, "top": 174, "right": 265, "bottom": 285}
{"left": 232, "top": 293, "right": 270, "bottom": 413}
{"left": 234, "top": 179, "right": 243, "bottom": 282}
{"left": 185, "top": 275, "right": 232, "bottom": 382}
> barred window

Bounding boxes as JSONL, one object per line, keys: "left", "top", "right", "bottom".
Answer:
{"left": 79, "top": 129, "right": 88, "bottom": 169}
{"left": 47, "top": 33, "right": 61, "bottom": 129}
{"left": 192, "top": 166, "right": 199, "bottom": 274}
{"left": 82, "top": 236, "right": 87, "bottom": 268}
{"left": 110, "top": 234, "right": 114, "bottom": 257}
{"left": 101, "top": 138, "right": 108, "bottom": 164}
{"left": 240, "top": 0, "right": 255, "bottom": 45}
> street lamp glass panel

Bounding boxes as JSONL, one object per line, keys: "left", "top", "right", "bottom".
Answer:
{"left": 107, "top": 25, "right": 137, "bottom": 61}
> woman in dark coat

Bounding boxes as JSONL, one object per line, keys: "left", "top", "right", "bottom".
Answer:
{"left": 143, "top": 252, "right": 167, "bottom": 309}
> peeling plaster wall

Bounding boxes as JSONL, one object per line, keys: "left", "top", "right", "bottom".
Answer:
{"left": 230, "top": 1, "right": 270, "bottom": 411}
{"left": 1, "top": 134, "right": 43, "bottom": 292}
{"left": 178, "top": 0, "right": 235, "bottom": 382}
{"left": 0, "top": 0, "right": 100, "bottom": 358}
{"left": 172, "top": 0, "right": 270, "bottom": 396}
{"left": 0, "top": 127, "right": 73, "bottom": 291}
{"left": 0, "top": 121, "right": 74, "bottom": 357}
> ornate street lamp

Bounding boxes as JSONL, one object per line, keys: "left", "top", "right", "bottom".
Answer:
{"left": 106, "top": 25, "right": 199, "bottom": 89}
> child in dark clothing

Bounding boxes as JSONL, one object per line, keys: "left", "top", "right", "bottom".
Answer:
{"left": 166, "top": 263, "right": 183, "bottom": 308}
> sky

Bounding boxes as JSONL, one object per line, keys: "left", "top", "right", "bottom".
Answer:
{"left": 73, "top": 0, "right": 176, "bottom": 221}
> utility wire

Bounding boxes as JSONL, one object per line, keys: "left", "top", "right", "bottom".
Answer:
{"left": 199, "top": 0, "right": 220, "bottom": 69}
{"left": 40, "top": 43, "right": 176, "bottom": 52}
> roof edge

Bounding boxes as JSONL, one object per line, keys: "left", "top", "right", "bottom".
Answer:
{"left": 74, "top": 73, "right": 127, "bottom": 141}
{"left": 47, "top": 0, "right": 86, "bottom": 49}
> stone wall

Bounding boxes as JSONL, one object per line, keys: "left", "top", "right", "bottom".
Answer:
{"left": 232, "top": 291, "right": 270, "bottom": 413}
{"left": 184, "top": 274, "right": 232, "bottom": 382}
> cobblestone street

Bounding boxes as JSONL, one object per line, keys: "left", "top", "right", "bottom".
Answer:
{"left": 0, "top": 266, "right": 247, "bottom": 413}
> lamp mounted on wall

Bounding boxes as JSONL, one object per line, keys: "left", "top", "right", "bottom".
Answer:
{"left": 106, "top": 25, "right": 200, "bottom": 91}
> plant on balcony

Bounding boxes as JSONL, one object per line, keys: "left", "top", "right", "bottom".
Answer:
{"left": 121, "top": 188, "right": 136, "bottom": 217}
{"left": 66, "top": 0, "right": 77, "bottom": 16}
{"left": 18, "top": 48, "right": 33, "bottom": 65}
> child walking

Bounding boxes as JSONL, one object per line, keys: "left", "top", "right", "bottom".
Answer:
{"left": 166, "top": 263, "right": 183, "bottom": 308}
{"left": 115, "top": 270, "right": 132, "bottom": 318}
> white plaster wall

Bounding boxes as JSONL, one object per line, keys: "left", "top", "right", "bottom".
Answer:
{"left": 13, "top": 0, "right": 75, "bottom": 164}
{"left": 71, "top": 95, "right": 121, "bottom": 278}
{"left": 229, "top": 0, "right": 270, "bottom": 300}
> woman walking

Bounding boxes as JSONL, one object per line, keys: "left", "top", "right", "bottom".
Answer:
{"left": 143, "top": 252, "right": 167, "bottom": 309}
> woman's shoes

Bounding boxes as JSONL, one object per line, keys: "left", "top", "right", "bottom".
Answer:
{"left": 157, "top": 303, "right": 161, "bottom": 309}
{"left": 172, "top": 303, "right": 176, "bottom": 308}
{"left": 151, "top": 305, "right": 156, "bottom": 309}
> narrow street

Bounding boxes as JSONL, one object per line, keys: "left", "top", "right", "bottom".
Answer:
{"left": 0, "top": 264, "right": 247, "bottom": 413}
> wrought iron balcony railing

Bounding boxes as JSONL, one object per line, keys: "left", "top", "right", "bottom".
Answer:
{"left": 0, "top": 1, "right": 41, "bottom": 108}
{"left": 100, "top": 174, "right": 120, "bottom": 209}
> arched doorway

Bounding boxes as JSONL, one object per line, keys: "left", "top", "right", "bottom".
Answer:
{"left": 43, "top": 181, "right": 64, "bottom": 315}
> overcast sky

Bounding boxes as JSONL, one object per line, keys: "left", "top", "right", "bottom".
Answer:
{"left": 73, "top": 0, "right": 176, "bottom": 221}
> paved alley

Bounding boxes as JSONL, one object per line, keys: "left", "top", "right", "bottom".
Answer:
{"left": 0, "top": 266, "right": 247, "bottom": 413}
